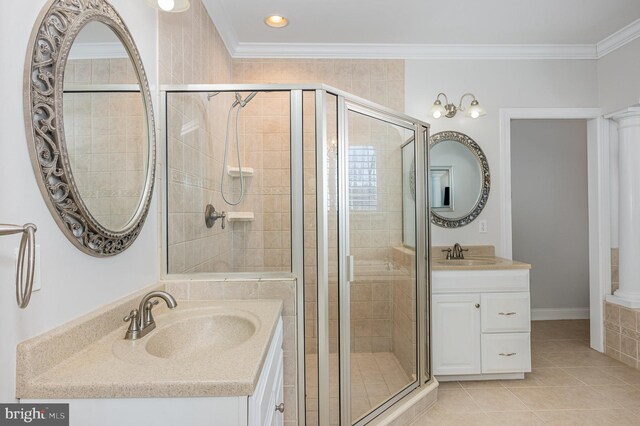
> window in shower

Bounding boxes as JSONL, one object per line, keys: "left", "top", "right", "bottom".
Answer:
{"left": 165, "top": 91, "right": 292, "bottom": 274}
{"left": 348, "top": 146, "right": 378, "bottom": 211}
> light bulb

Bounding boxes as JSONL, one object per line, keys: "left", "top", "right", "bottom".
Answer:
{"left": 429, "top": 99, "right": 446, "bottom": 119}
{"left": 158, "top": 0, "right": 175, "bottom": 11}
{"left": 465, "top": 99, "right": 486, "bottom": 119}
{"left": 264, "top": 15, "right": 289, "bottom": 28}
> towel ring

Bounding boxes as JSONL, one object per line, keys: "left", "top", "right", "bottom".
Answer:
{"left": 0, "top": 223, "right": 37, "bottom": 308}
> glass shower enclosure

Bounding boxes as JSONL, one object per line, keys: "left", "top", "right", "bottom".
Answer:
{"left": 161, "top": 84, "right": 431, "bottom": 425}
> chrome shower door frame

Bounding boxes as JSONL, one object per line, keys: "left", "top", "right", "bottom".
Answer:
{"left": 333, "top": 96, "right": 431, "bottom": 426}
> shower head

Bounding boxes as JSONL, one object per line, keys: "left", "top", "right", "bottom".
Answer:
{"left": 243, "top": 91, "right": 258, "bottom": 105}
{"left": 232, "top": 91, "right": 258, "bottom": 108}
{"left": 207, "top": 92, "right": 219, "bottom": 101}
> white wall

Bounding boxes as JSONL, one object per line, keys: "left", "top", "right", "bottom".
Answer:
{"left": 511, "top": 119, "right": 589, "bottom": 310}
{"left": 405, "top": 59, "right": 599, "bottom": 255}
{"left": 0, "top": 0, "right": 159, "bottom": 402}
{"left": 598, "top": 37, "right": 640, "bottom": 115}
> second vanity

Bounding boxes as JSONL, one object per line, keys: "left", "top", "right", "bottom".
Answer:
{"left": 16, "top": 290, "right": 284, "bottom": 426}
{"left": 432, "top": 246, "right": 532, "bottom": 381}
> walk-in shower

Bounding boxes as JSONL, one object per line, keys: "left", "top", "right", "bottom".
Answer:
{"left": 162, "top": 84, "right": 431, "bottom": 425}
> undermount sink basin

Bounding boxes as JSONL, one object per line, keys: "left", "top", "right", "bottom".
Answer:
{"left": 435, "top": 258, "right": 499, "bottom": 266}
{"left": 145, "top": 314, "right": 256, "bottom": 360}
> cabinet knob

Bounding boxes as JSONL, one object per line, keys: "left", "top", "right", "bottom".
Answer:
{"left": 475, "top": 303, "right": 480, "bottom": 309}
{"left": 275, "top": 402, "right": 285, "bottom": 413}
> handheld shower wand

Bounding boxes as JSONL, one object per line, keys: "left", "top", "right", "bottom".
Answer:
{"left": 220, "top": 92, "right": 258, "bottom": 206}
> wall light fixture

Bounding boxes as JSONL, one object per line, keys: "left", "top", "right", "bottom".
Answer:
{"left": 146, "top": 0, "right": 190, "bottom": 13}
{"left": 430, "top": 92, "right": 486, "bottom": 119}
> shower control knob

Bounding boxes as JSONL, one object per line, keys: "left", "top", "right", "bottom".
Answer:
{"left": 275, "top": 402, "right": 285, "bottom": 413}
{"left": 205, "top": 204, "right": 226, "bottom": 229}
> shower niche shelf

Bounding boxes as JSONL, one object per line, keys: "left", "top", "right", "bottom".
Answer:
{"left": 227, "top": 212, "right": 255, "bottom": 222}
{"left": 227, "top": 166, "right": 254, "bottom": 177}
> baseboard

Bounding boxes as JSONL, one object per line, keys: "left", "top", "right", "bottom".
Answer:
{"left": 531, "top": 307, "right": 590, "bottom": 320}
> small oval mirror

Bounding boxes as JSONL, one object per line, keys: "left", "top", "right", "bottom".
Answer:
{"left": 25, "top": 0, "right": 156, "bottom": 256}
{"left": 429, "top": 131, "right": 490, "bottom": 228}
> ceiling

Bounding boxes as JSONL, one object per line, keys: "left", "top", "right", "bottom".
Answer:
{"left": 204, "top": 0, "right": 640, "bottom": 58}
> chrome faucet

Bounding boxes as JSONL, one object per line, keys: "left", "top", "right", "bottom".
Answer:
{"left": 123, "top": 291, "right": 178, "bottom": 340}
{"left": 451, "top": 243, "right": 468, "bottom": 260}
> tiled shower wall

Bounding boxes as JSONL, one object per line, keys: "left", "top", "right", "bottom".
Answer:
{"left": 232, "top": 59, "right": 404, "bottom": 113}
{"left": 63, "top": 58, "right": 145, "bottom": 230}
{"left": 159, "top": 0, "right": 235, "bottom": 273}
{"left": 166, "top": 92, "right": 235, "bottom": 272}
{"left": 229, "top": 93, "right": 292, "bottom": 272}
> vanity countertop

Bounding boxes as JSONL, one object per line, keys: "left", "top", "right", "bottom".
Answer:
{"left": 431, "top": 245, "right": 531, "bottom": 271}
{"left": 16, "top": 299, "right": 283, "bottom": 399}
{"left": 431, "top": 256, "right": 532, "bottom": 271}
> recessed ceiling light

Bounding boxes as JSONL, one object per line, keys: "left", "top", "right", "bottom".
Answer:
{"left": 264, "top": 15, "right": 289, "bottom": 28}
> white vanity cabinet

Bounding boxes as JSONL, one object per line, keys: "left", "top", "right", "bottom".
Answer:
{"left": 432, "top": 269, "right": 531, "bottom": 380}
{"left": 22, "top": 319, "right": 284, "bottom": 426}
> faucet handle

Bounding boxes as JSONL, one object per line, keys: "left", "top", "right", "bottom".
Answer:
{"left": 142, "top": 300, "right": 160, "bottom": 328}
{"left": 123, "top": 309, "right": 139, "bottom": 323}
{"left": 441, "top": 248, "right": 452, "bottom": 260}
{"left": 123, "top": 309, "right": 140, "bottom": 339}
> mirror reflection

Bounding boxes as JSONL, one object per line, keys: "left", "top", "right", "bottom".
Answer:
{"left": 430, "top": 140, "right": 481, "bottom": 219}
{"left": 63, "top": 22, "right": 148, "bottom": 231}
{"left": 429, "top": 166, "right": 453, "bottom": 211}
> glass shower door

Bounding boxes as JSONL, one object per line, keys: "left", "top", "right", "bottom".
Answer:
{"left": 338, "top": 100, "right": 421, "bottom": 425}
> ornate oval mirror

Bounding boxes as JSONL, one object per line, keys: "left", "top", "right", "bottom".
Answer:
{"left": 429, "top": 131, "right": 490, "bottom": 228}
{"left": 24, "top": 0, "right": 155, "bottom": 256}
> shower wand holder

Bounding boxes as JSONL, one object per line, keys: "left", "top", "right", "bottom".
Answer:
{"left": 205, "top": 204, "right": 226, "bottom": 229}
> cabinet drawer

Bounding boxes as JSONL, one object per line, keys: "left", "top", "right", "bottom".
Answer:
{"left": 481, "top": 293, "right": 530, "bottom": 333}
{"left": 481, "top": 333, "right": 531, "bottom": 374}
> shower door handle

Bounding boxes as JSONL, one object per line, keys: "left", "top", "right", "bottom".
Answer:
{"left": 347, "top": 255, "right": 355, "bottom": 282}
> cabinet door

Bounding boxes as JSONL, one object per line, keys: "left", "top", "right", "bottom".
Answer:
{"left": 432, "top": 293, "right": 481, "bottom": 375}
{"left": 271, "top": 353, "right": 285, "bottom": 426}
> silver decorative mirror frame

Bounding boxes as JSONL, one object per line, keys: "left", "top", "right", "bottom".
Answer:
{"left": 429, "top": 131, "right": 490, "bottom": 228}
{"left": 24, "top": 0, "right": 156, "bottom": 256}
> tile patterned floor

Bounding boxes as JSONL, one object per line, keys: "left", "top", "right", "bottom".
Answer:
{"left": 306, "top": 352, "right": 414, "bottom": 425}
{"left": 411, "top": 320, "right": 640, "bottom": 425}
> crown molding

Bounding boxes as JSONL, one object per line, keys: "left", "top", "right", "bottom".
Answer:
{"left": 68, "top": 42, "right": 128, "bottom": 60}
{"left": 597, "top": 18, "right": 640, "bottom": 58}
{"left": 232, "top": 43, "right": 597, "bottom": 60}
